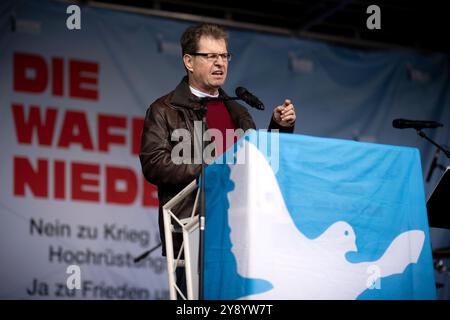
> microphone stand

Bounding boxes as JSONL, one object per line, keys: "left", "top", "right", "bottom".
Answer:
{"left": 416, "top": 129, "right": 450, "bottom": 183}
{"left": 426, "top": 148, "right": 448, "bottom": 182}
{"left": 196, "top": 95, "right": 240, "bottom": 300}
{"left": 416, "top": 129, "right": 450, "bottom": 158}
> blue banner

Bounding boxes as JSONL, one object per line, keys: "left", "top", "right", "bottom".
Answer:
{"left": 205, "top": 130, "right": 436, "bottom": 299}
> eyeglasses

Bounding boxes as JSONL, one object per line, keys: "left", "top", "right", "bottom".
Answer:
{"left": 190, "top": 52, "right": 232, "bottom": 62}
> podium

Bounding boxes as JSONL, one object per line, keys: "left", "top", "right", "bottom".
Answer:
{"left": 427, "top": 167, "right": 450, "bottom": 229}
{"left": 164, "top": 130, "right": 436, "bottom": 300}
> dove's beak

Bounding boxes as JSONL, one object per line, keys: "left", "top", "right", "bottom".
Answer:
{"left": 350, "top": 242, "right": 358, "bottom": 253}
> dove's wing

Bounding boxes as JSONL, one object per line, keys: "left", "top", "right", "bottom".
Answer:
{"left": 360, "top": 230, "right": 425, "bottom": 277}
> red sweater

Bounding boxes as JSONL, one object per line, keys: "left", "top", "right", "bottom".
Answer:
{"left": 206, "top": 100, "right": 237, "bottom": 156}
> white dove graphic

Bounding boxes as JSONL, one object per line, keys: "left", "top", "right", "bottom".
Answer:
{"left": 226, "top": 140, "right": 425, "bottom": 299}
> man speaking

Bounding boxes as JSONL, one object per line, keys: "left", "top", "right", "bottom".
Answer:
{"left": 139, "top": 23, "right": 296, "bottom": 263}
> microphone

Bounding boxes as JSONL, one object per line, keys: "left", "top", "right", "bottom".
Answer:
{"left": 392, "top": 118, "right": 443, "bottom": 130}
{"left": 133, "top": 242, "right": 162, "bottom": 263}
{"left": 235, "top": 87, "right": 265, "bottom": 110}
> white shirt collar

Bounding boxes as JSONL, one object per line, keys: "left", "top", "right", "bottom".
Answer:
{"left": 189, "top": 86, "right": 219, "bottom": 98}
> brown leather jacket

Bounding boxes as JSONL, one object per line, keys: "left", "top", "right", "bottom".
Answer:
{"left": 139, "top": 77, "right": 294, "bottom": 255}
